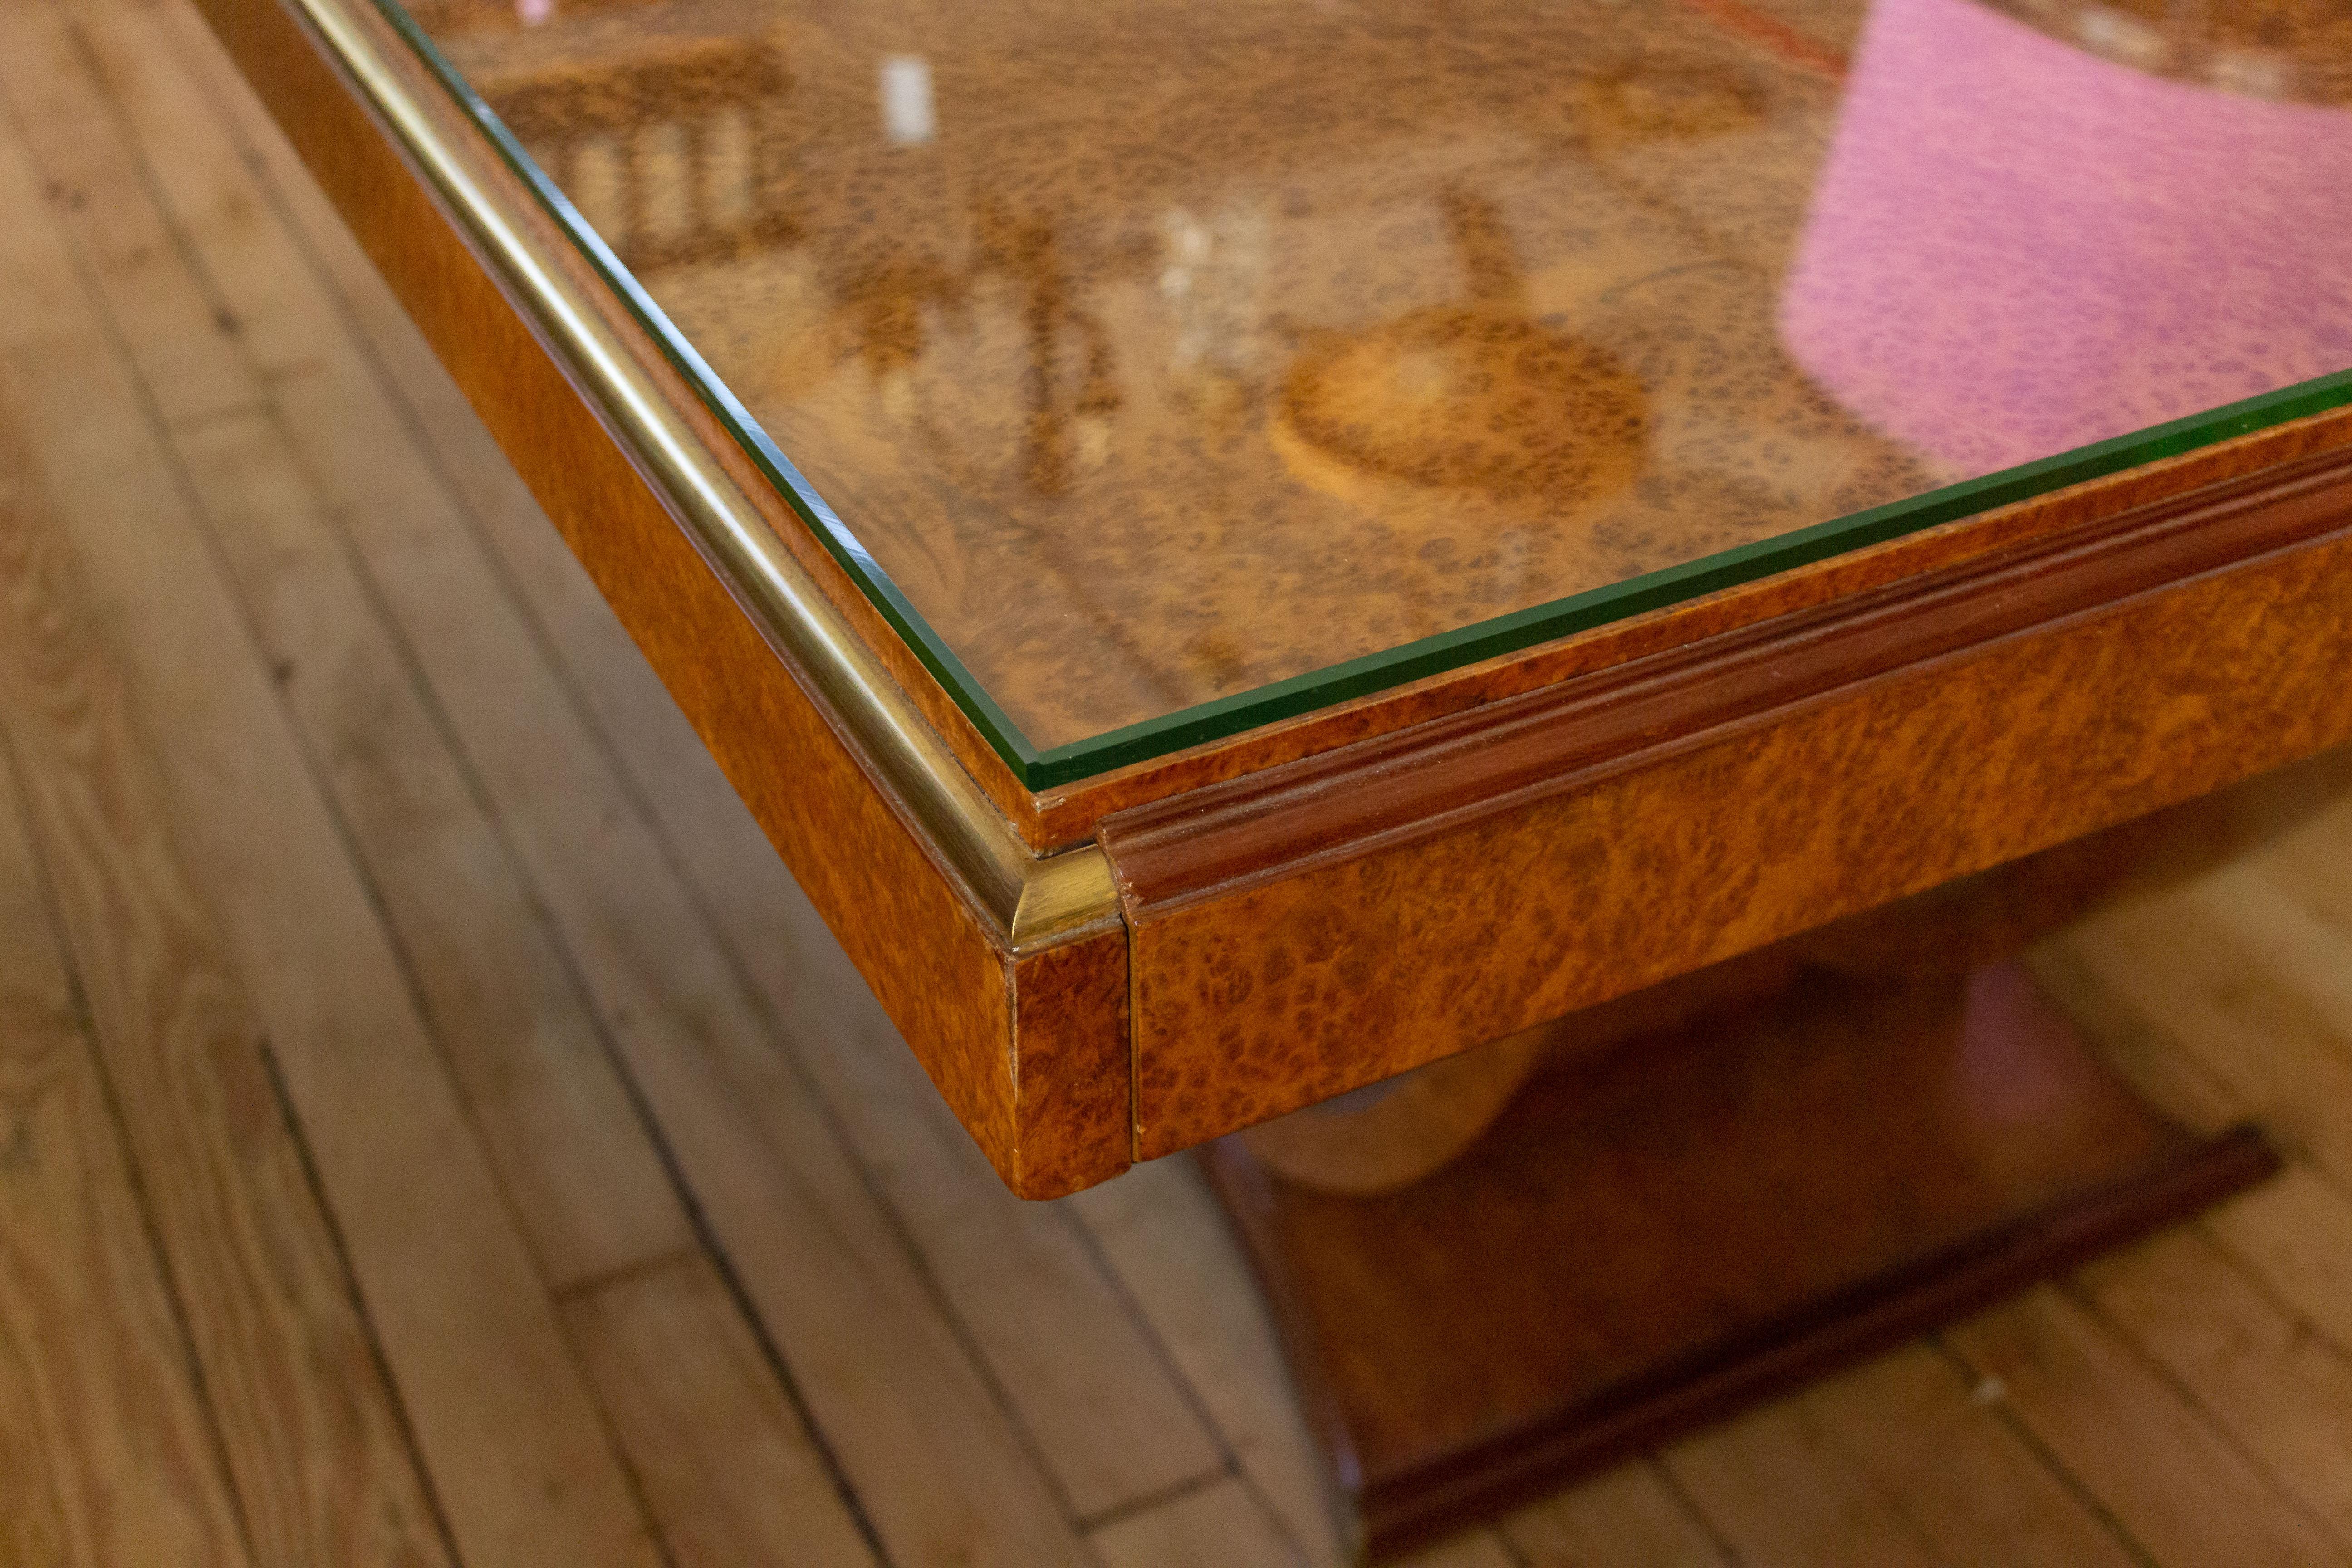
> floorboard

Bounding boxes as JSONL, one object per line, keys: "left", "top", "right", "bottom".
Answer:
{"left": 1662, "top": 1401, "right": 1945, "bottom": 1568}
{"left": 1794, "top": 1342, "right": 2140, "bottom": 1568}
{"left": 1947, "top": 1285, "right": 2340, "bottom": 1568}
{"left": 556, "top": 1252, "right": 882, "bottom": 1568}
{"left": 0, "top": 656, "right": 255, "bottom": 1568}
{"left": 1498, "top": 1463, "right": 1730, "bottom": 1568}
{"left": 6, "top": 0, "right": 2352, "bottom": 1562}
{"left": 2083, "top": 1227, "right": 2352, "bottom": 1547}
{"left": 0, "top": 57, "right": 657, "bottom": 1568}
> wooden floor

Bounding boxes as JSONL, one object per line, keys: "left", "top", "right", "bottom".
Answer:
{"left": 4, "top": 0, "right": 2352, "bottom": 1561}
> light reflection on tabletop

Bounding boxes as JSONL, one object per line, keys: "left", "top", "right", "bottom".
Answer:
{"left": 404, "top": 0, "right": 2352, "bottom": 754}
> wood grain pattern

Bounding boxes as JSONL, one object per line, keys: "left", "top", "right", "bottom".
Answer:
{"left": 433, "top": 523, "right": 1216, "bottom": 1517}
{"left": 43, "top": 0, "right": 699, "bottom": 1291}
{"left": 1066, "top": 1155, "right": 1362, "bottom": 1564}
{"left": 20, "top": 9, "right": 2352, "bottom": 1558}
{"left": 609, "top": 760, "right": 1220, "bottom": 1523}
{"left": 0, "top": 90, "right": 660, "bottom": 1568}
{"left": 435, "top": 638, "right": 1202, "bottom": 1524}
{"left": 147, "top": 19, "right": 1228, "bottom": 1531}
{"left": 178, "top": 404, "right": 691, "bottom": 1290}
{"left": 558, "top": 1254, "right": 880, "bottom": 1568}
{"left": 0, "top": 686, "right": 255, "bottom": 1568}
{"left": 188, "top": 0, "right": 1129, "bottom": 1195}
{"left": 1797, "top": 1343, "right": 2140, "bottom": 1568}
{"left": 0, "top": 270, "right": 450, "bottom": 1568}
{"left": 1664, "top": 1403, "right": 1944, "bottom": 1568}
{"left": 588, "top": 953, "right": 1099, "bottom": 1567}
{"left": 2211, "top": 1169, "right": 2352, "bottom": 1359}
{"left": 1948, "top": 1286, "right": 2343, "bottom": 1567}
{"left": 2082, "top": 1226, "right": 2352, "bottom": 1544}
{"left": 1022, "top": 399, "right": 2352, "bottom": 845}
{"left": 1109, "top": 451, "right": 2352, "bottom": 1154}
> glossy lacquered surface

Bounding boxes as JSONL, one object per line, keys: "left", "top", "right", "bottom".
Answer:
{"left": 394, "top": 0, "right": 2352, "bottom": 780}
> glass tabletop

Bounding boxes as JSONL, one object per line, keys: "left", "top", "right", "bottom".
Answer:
{"left": 382, "top": 0, "right": 2352, "bottom": 788}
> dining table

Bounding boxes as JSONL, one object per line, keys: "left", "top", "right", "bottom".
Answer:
{"left": 190, "top": 0, "right": 2352, "bottom": 1553}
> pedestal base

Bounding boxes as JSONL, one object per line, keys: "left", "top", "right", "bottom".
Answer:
{"left": 1202, "top": 960, "right": 2278, "bottom": 1561}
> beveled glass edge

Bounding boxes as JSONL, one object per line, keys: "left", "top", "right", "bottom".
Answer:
{"left": 368, "top": 0, "right": 2352, "bottom": 791}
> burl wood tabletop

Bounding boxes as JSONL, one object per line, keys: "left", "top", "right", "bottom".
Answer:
{"left": 408, "top": 0, "right": 2352, "bottom": 759}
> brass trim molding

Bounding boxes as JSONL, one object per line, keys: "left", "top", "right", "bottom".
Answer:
{"left": 286, "top": 0, "right": 1119, "bottom": 951}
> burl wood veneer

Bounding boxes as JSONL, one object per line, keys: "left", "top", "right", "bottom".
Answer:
{"left": 192, "top": 0, "right": 2352, "bottom": 1552}
{"left": 195, "top": 0, "right": 1130, "bottom": 1195}
{"left": 402, "top": 0, "right": 2352, "bottom": 794}
{"left": 1024, "top": 404, "right": 2352, "bottom": 847}
{"left": 1104, "top": 449, "right": 2352, "bottom": 1156}
{"left": 206, "top": 0, "right": 2352, "bottom": 1205}
{"left": 1197, "top": 746, "right": 2347, "bottom": 1558}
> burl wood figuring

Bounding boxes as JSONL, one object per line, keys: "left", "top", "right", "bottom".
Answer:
{"left": 1230, "top": 645, "right": 2333, "bottom": 1557}
{"left": 1202, "top": 765, "right": 2352, "bottom": 1558}
{"left": 192, "top": 0, "right": 2352, "bottom": 1551}
{"left": 393, "top": 0, "right": 2352, "bottom": 788}
{"left": 190, "top": 0, "right": 1132, "bottom": 1195}
{"left": 199, "top": 0, "right": 2352, "bottom": 1199}
{"left": 1106, "top": 447, "right": 2352, "bottom": 1156}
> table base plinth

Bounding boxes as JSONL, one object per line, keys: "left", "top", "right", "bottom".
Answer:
{"left": 1200, "top": 959, "right": 2278, "bottom": 1562}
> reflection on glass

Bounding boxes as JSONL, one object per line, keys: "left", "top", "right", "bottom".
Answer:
{"left": 878, "top": 55, "right": 936, "bottom": 147}
{"left": 1274, "top": 191, "right": 1649, "bottom": 507}
{"left": 396, "top": 0, "right": 2352, "bottom": 778}
{"left": 459, "top": 18, "right": 796, "bottom": 273}
{"left": 1784, "top": 0, "right": 2352, "bottom": 475}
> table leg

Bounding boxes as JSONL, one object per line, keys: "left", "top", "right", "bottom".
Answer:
{"left": 1202, "top": 958, "right": 2277, "bottom": 1562}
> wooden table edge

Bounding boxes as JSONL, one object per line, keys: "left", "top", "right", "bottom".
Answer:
{"left": 193, "top": 0, "right": 1138, "bottom": 1195}
{"left": 197, "top": 0, "right": 2352, "bottom": 1191}
{"left": 1103, "top": 447, "right": 2352, "bottom": 1154}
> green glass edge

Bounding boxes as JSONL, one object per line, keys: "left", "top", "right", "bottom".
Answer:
{"left": 369, "top": 0, "right": 2352, "bottom": 792}
{"left": 1027, "top": 366, "right": 2352, "bottom": 784}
